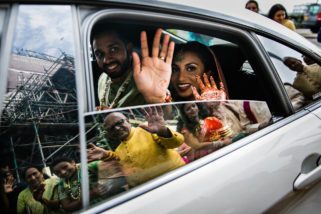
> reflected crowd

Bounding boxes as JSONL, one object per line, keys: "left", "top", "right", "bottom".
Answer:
{"left": 1, "top": 101, "right": 271, "bottom": 213}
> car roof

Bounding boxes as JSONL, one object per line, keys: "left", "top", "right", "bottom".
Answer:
{"left": 4, "top": 0, "right": 321, "bottom": 56}
{"left": 106, "top": 0, "right": 321, "bottom": 57}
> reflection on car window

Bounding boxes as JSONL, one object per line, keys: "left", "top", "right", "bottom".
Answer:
{"left": 82, "top": 100, "right": 272, "bottom": 207}
{"left": 258, "top": 35, "right": 321, "bottom": 110}
{"left": 0, "top": 5, "right": 79, "bottom": 213}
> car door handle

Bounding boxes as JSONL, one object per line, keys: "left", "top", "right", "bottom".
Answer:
{"left": 294, "top": 164, "right": 321, "bottom": 190}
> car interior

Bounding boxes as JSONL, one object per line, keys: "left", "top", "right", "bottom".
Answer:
{"left": 90, "top": 21, "right": 280, "bottom": 117}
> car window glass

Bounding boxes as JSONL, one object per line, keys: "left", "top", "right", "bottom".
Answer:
{"left": 0, "top": 5, "right": 81, "bottom": 212}
{"left": 84, "top": 17, "right": 276, "bottom": 210}
{"left": 308, "top": 4, "right": 320, "bottom": 15}
{"left": 257, "top": 35, "right": 321, "bottom": 111}
{"left": 84, "top": 100, "right": 272, "bottom": 207}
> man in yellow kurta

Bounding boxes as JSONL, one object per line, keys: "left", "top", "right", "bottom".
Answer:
{"left": 103, "top": 107, "right": 185, "bottom": 187}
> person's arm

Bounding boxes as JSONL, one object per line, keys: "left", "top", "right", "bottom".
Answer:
{"left": 16, "top": 191, "right": 26, "bottom": 214}
{"left": 181, "top": 129, "right": 228, "bottom": 151}
{"left": 283, "top": 57, "right": 304, "bottom": 72}
{"left": 60, "top": 197, "right": 82, "bottom": 212}
{"left": 41, "top": 198, "right": 61, "bottom": 210}
{"left": 31, "top": 181, "right": 61, "bottom": 211}
{"left": 192, "top": 73, "right": 226, "bottom": 101}
{"left": 181, "top": 129, "right": 213, "bottom": 150}
{"left": 156, "top": 128, "right": 184, "bottom": 149}
{"left": 139, "top": 106, "right": 184, "bottom": 148}
{"left": 87, "top": 143, "right": 119, "bottom": 162}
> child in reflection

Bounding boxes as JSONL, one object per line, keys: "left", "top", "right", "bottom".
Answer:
{"left": 17, "top": 166, "right": 61, "bottom": 214}
{"left": 51, "top": 156, "right": 125, "bottom": 212}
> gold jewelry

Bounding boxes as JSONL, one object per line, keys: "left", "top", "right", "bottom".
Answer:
{"left": 159, "top": 56, "right": 165, "bottom": 61}
{"left": 63, "top": 166, "right": 81, "bottom": 200}
{"left": 100, "top": 73, "right": 132, "bottom": 109}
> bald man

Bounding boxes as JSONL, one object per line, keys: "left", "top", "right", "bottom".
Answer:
{"left": 101, "top": 107, "right": 185, "bottom": 187}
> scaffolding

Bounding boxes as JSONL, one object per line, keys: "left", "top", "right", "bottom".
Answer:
{"left": 0, "top": 50, "right": 81, "bottom": 175}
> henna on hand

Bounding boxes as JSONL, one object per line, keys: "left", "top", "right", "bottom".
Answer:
{"left": 192, "top": 73, "right": 226, "bottom": 101}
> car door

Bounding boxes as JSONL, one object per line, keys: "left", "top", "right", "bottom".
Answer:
{"left": 1, "top": 2, "right": 321, "bottom": 213}
{"left": 79, "top": 4, "right": 321, "bottom": 214}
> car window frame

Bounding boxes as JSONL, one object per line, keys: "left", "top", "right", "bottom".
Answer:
{"left": 0, "top": 4, "right": 17, "bottom": 115}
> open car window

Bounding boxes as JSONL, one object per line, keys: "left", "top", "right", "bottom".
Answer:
{"left": 79, "top": 11, "right": 287, "bottom": 210}
{"left": 86, "top": 20, "right": 280, "bottom": 115}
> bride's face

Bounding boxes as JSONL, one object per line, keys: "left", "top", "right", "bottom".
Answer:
{"left": 171, "top": 51, "right": 206, "bottom": 100}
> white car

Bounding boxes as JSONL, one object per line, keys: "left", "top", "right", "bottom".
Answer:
{"left": 0, "top": 1, "right": 321, "bottom": 213}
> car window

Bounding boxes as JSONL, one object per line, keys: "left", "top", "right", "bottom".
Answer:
{"left": 80, "top": 11, "right": 280, "bottom": 210}
{"left": 83, "top": 100, "right": 272, "bottom": 209}
{"left": 308, "top": 4, "right": 321, "bottom": 15}
{"left": 0, "top": 4, "right": 81, "bottom": 212}
{"left": 257, "top": 35, "right": 321, "bottom": 111}
{"left": 86, "top": 20, "right": 275, "bottom": 111}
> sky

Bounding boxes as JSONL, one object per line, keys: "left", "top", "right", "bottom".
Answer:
{"left": 13, "top": 5, "right": 75, "bottom": 57}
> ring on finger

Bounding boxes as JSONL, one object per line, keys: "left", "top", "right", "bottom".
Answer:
{"left": 159, "top": 56, "right": 165, "bottom": 61}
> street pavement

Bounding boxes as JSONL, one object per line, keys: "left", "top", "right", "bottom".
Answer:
{"left": 297, "top": 28, "right": 321, "bottom": 48}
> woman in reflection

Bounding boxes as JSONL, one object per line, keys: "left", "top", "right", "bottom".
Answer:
{"left": 16, "top": 166, "right": 61, "bottom": 214}
{"left": 177, "top": 103, "right": 234, "bottom": 163}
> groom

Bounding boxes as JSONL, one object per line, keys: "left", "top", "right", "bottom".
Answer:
{"left": 92, "top": 25, "right": 174, "bottom": 109}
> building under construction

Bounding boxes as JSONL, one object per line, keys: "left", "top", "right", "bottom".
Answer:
{"left": 0, "top": 49, "right": 80, "bottom": 178}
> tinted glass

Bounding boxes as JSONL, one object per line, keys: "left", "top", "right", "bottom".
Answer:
{"left": 0, "top": 5, "right": 79, "bottom": 213}
{"left": 308, "top": 4, "right": 321, "bottom": 15}
{"left": 258, "top": 35, "right": 321, "bottom": 111}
